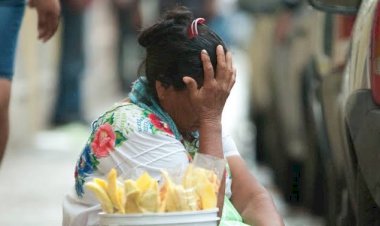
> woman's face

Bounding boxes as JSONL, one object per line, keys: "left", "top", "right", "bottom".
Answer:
{"left": 156, "top": 82, "right": 199, "bottom": 134}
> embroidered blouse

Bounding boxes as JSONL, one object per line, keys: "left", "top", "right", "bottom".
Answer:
{"left": 62, "top": 102, "right": 240, "bottom": 226}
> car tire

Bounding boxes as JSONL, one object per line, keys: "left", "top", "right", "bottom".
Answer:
{"left": 356, "top": 166, "right": 380, "bottom": 226}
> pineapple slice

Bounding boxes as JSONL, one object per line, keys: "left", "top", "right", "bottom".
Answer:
{"left": 94, "top": 178, "right": 108, "bottom": 191}
{"left": 124, "top": 180, "right": 142, "bottom": 213}
{"left": 85, "top": 181, "right": 114, "bottom": 213}
{"left": 107, "top": 168, "right": 125, "bottom": 213}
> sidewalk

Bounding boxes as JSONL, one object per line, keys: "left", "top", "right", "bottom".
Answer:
{"left": 0, "top": 124, "right": 89, "bottom": 226}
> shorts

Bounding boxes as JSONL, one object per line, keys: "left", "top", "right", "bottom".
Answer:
{"left": 0, "top": 4, "right": 25, "bottom": 80}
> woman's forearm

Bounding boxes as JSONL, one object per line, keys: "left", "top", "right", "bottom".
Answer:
{"left": 229, "top": 156, "right": 284, "bottom": 226}
{"left": 241, "top": 191, "right": 284, "bottom": 226}
{"left": 198, "top": 119, "right": 223, "bottom": 158}
{"left": 198, "top": 119, "right": 225, "bottom": 217}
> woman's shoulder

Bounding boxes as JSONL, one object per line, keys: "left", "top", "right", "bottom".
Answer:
{"left": 91, "top": 102, "right": 175, "bottom": 138}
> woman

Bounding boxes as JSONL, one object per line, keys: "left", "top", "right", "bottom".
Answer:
{"left": 63, "top": 7, "right": 284, "bottom": 226}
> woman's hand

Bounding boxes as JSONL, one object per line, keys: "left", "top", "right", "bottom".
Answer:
{"left": 183, "top": 46, "right": 236, "bottom": 215}
{"left": 183, "top": 45, "right": 236, "bottom": 124}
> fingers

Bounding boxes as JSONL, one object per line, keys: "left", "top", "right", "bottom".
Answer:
{"left": 35, "top": 0, "right": 60, "bottom": 42}
{"left": 200, "top": 49, "right": 215, "bottom": 85}
{"left": 216, "top": 45, "right": 226, "bottom": 69}
{"left": 225, "top": 51, "right": 235, "bottom": 91}
{"left": 200, "top": 45, "right": 235, "bottom": 92}
{"left": 226, "top": 51, "right": 233, "bottom": 72}
{"left": 38, "top": 12, "right": 60, "bottom": 42}
{"left": 46, "top": 12, "right": 60, "bottom": 41}
{"left": 183, "top": 76, "right": 198, "bottom": 96}
{"left": 37, "top": 13, "right": 47, "bottom": 41}
{"left": 215, "top": 45, "right": 235, "bottom": 93}
{"left": 228, "top": 67, "right": 236, "bottom": 91}
{"left": 215, "top": 45, "right": 227, "bottom": 82}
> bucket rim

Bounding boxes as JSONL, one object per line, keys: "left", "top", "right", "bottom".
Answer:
{"left": 99, "top": 208, "right": 219, "bottom": 217}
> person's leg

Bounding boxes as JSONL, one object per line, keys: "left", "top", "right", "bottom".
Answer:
{"left": 114, "top": 1, "right": 142, "bottom": 93}
{"left": 52, "top": 3, "right": 85, "bottom": 125}
{"left": 0, "top": 80, "right": 11, "bottom": 163}
{"left": 0, "top": 5, "right": 25, "bottom": 164}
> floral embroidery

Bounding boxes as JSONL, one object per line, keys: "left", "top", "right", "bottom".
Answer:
{"left": 148, "top": 113, "right": 173, "bottom": 135}
{"left": 73, "top": 103, "right": 181, "bottom": 197}
{"left": 115, "top": 131, "right": 127, "bottom": 146}
{"left": 75, "top": 145, "right": 100, "bottom": 197}
{"left": 91, "top": 123, "right": 116, "bottom": 158}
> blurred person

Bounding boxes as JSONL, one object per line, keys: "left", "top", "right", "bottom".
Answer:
{"left": 0, "top": 0, "right": 60, "bottom": 164}
{"left": 204, "top": 0, "right": 232, "bottom": 45}
{"left": 51, "top": 0, "right": 92, "bottom": 126}
{"left": 159, "top": 0, "right": 203, "bottom": 17}
{"left": 111, "top": 0, "right": 142, "bottom": 93}
{"left": 238, "top": 0, "right": 301, "bottom": 161}
{"left": 159, "top": 0, "right": 232, "bottom": 45}
{"left": 62, "top": 6, "right": 284, "bottom": 226}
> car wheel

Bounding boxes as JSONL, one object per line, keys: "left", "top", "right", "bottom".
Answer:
{"left": 356, "top": 166, "right": 380, "bottom": 226}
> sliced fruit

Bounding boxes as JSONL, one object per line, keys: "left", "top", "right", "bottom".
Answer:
{"left": 85, "top": 181, "right": 114, "bottom": 213}
{"left": 94, "top": 178, "right": 108, "bottom": 191}
{"left": 107, "top": 168, "right": 125, "bottom": 213}
{"left": 198, "top": 181, "right": 217, "bottom": 209}
{"left": 124, "top": 180, "right": 142, "bottom": 213}
{"left": 136, "top": 172, "right": 154, "bottom": 193}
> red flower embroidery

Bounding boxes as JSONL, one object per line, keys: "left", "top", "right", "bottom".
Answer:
{"left": 91, "top": 123, "right": 116, "bottom": 158}
{"left": 148, "top": 114, "right": 173, "bottom": 135}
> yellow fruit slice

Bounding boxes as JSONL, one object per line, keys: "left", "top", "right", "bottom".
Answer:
{"left": 198, "top": 181, "right": 217, "bottom": 209}
{"left": 136, "top": 172, "right": 154, "bottom": 193}
{"left": 138, "top": 174, "right": 160, "bottom": 212}
{"left": 124, "top": 179, "right": 138, "bottom": 194}
{"left": 183, "top": 188, "right": 200, "bottom": 211}
{"left": 183, "top": 165, "right": 219, "bottom": 210}
{"left": 94, "top": 178, "right": 108, "bottom": 191}
{"left": 139, "top": 188, "right": 159, "bottom": 212}
{"left": 159, "top": 174, "right": 169, "bottom": 212}
{"left": 124, "top": 180, "right": 142, "bottom": 213}
{"left": 85, "top": 181, "right": 114, "bottom": 213}
{"left": 161, "top": 171, "right": 197, "bottom": 212}
{"left": 107, "top": 168, "right": 125, "bottom": 213}
{"left": 175, "top": 185, "right": 192, "bottom": 211}
{"left": 182, "top": 164, "right": 194, "bottom": 188}
{"left": 206, "top": 170, "right": 220, "bottom": 192}
{"left": 161, "top": 171, "right": 177, "bottom": 212}
{"left": 117, "top": 186, "right": 126, "bottom": 213}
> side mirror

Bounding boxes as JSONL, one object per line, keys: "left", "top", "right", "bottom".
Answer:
{"left": 308, "top": 0, "right": 362, "bottom": 14}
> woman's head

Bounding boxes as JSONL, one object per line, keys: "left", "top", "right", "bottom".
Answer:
{"left": 138, "top": 6, "right": 227, "bottom": 95}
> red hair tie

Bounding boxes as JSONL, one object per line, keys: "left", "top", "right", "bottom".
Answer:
{"left": 188, "top": 18, "right": 206, "bottom": 39}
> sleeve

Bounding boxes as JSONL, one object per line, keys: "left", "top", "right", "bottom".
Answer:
{"left": 62, "top": 129, "right": 189, "bottom": 226}
{"left": 221, "top": 128, "right": 240, "bottom": 199}
{"left": 222, "top": 129, "right": 240, "bottom": 157}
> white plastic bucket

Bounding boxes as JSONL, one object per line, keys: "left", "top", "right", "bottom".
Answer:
{"left": 99, "top": 208, "right": 219, "bottom": 226}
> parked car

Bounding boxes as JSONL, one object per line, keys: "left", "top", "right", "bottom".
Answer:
{"left": 308, "top": 0, "right": 380, "bottom": 225}
{"left": 300, "top": 13, "right": 356, "bottom": 226}
{"left": 246, "top": 0, "right": 360, "bottom": 224}
{"left": 252, "top": 0, "right": 356, "bottom": 214}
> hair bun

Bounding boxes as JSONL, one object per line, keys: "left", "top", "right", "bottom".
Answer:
{"left": 138, "top": 6, "right": 193, "bottom": 48}
{"left": 163, "top": 6, "right": 193, "bottom": 25}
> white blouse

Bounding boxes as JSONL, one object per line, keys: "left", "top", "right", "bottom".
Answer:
{"left": 62, "top": 103, "right": 240, "bottom": 226}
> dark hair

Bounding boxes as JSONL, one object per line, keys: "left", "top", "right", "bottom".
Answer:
{"left": 138, "top": 6, "right": 227, "bottom": 96}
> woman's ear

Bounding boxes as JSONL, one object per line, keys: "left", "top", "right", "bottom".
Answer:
{"left": 155, "top": 81, "right": 166, "bottom": 101}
